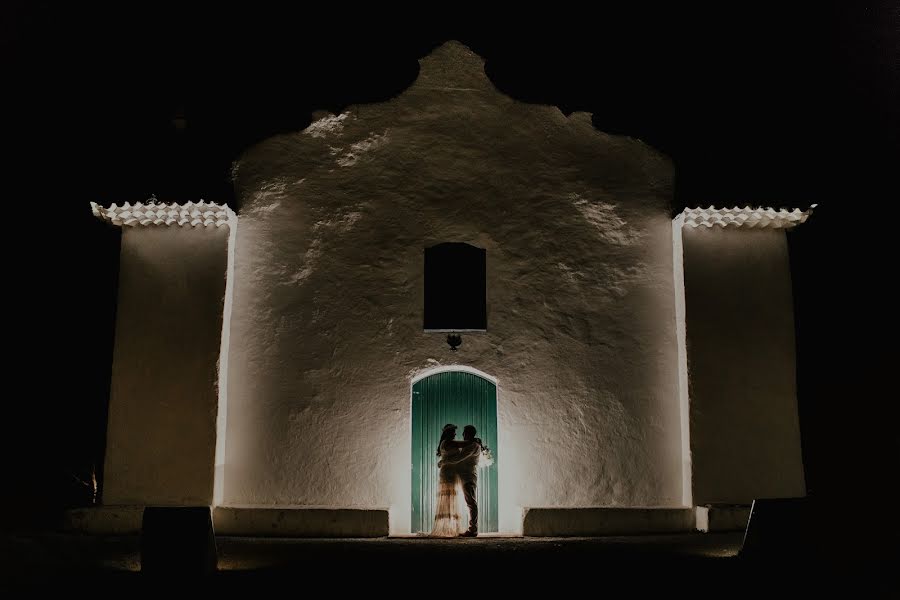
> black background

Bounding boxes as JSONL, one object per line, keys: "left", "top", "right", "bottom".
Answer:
{"left": 4, "top": 3, "right": 896, "bottom": 541}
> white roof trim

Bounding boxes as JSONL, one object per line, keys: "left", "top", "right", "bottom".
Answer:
{"left": 91, "top": 201, "right": 236, "bottom": 228}
{"left": 678, "top": 205, "right": 815, "bottom": 229}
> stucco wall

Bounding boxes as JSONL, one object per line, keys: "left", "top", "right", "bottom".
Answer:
{"left": 222, "top": 42, "right": 685, "bottom": 532}
{"left": 103, "top": 226, "right": 229, "bottom": 505}
{"left": 682, "top": 226, "right": 806, "bottom": 504}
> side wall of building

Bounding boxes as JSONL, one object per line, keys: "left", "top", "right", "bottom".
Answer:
{"left": 683, "top": 226, "right": 806, "bottom": 504}
{"left": 103, "top": 226, "right": 229, "bottom": 505}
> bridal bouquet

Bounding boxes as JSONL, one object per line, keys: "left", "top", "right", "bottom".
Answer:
{"left": 477, "top": 439, "right": 494, "bottom": 468}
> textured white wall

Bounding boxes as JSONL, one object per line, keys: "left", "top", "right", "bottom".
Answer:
{"left": 683, "top": 226, "right": 806, "bottom": 504}
{"left": 104, "top": 226, "right": 229, "bottom": 505}
{"left": 222, "top": 42, "right": 684, "bottom": 532}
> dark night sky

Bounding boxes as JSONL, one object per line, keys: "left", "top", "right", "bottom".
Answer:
{"left": 4, "top": 5, "right": 897, "bottom": 530}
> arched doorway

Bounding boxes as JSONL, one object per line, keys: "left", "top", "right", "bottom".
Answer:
{"left": 411, "top": 368, "right": 499, "bottom": 533}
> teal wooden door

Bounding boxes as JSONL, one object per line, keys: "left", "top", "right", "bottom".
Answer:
{"left": 411, "top": 371, "right": 499, "bottom": 533}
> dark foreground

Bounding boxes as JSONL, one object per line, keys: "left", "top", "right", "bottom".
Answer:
{"left": 0, "top": 531, "right": 885, "bottom": 593}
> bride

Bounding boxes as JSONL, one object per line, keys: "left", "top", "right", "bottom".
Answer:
{"left": 431, "top": 424, "right": 467, "bottom": 537}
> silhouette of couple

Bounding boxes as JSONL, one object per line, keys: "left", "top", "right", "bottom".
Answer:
{"left": 431, "top": 423, "right": 489, "bottom": 538}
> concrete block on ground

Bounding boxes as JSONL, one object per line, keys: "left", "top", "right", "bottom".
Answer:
{"left": 523, "top": 507, "right": 695, "bottom": 537}
{"left": 695, "top": 505, "right": 752, "bottom": 532}
{"left": 213, "top": 507, "right": 389, "bottom": 537}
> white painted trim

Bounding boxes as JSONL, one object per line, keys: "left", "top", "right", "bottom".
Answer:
{"left": 213, "top": 217, "right": 238, "bottom": 506}
{"left": 672, "top": 215, "right": 693, "bottom": 507}
{"left": 410, "top": 364, "right": 498, "bottom": 385}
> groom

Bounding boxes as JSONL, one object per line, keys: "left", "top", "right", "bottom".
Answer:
{"left": 456, "top": 424, "right": 483, "bottom": 537}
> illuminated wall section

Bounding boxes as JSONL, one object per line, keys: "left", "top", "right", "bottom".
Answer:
{"left": 679, "top": 206, "right": 812, "bottom": 504}
{"left": 222, "top": 42, "right": 686, "bottom": 533}
{"left": 93, "top": 202, "right": 235, "bottom": 506}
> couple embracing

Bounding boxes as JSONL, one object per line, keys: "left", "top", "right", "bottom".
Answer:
{"left": 431, "top": 423, "right": 492, "bottom": 538}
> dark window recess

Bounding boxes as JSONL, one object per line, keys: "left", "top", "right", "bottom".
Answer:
{"left": 424, "top": 243, "right": 487, "bottom": 331}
